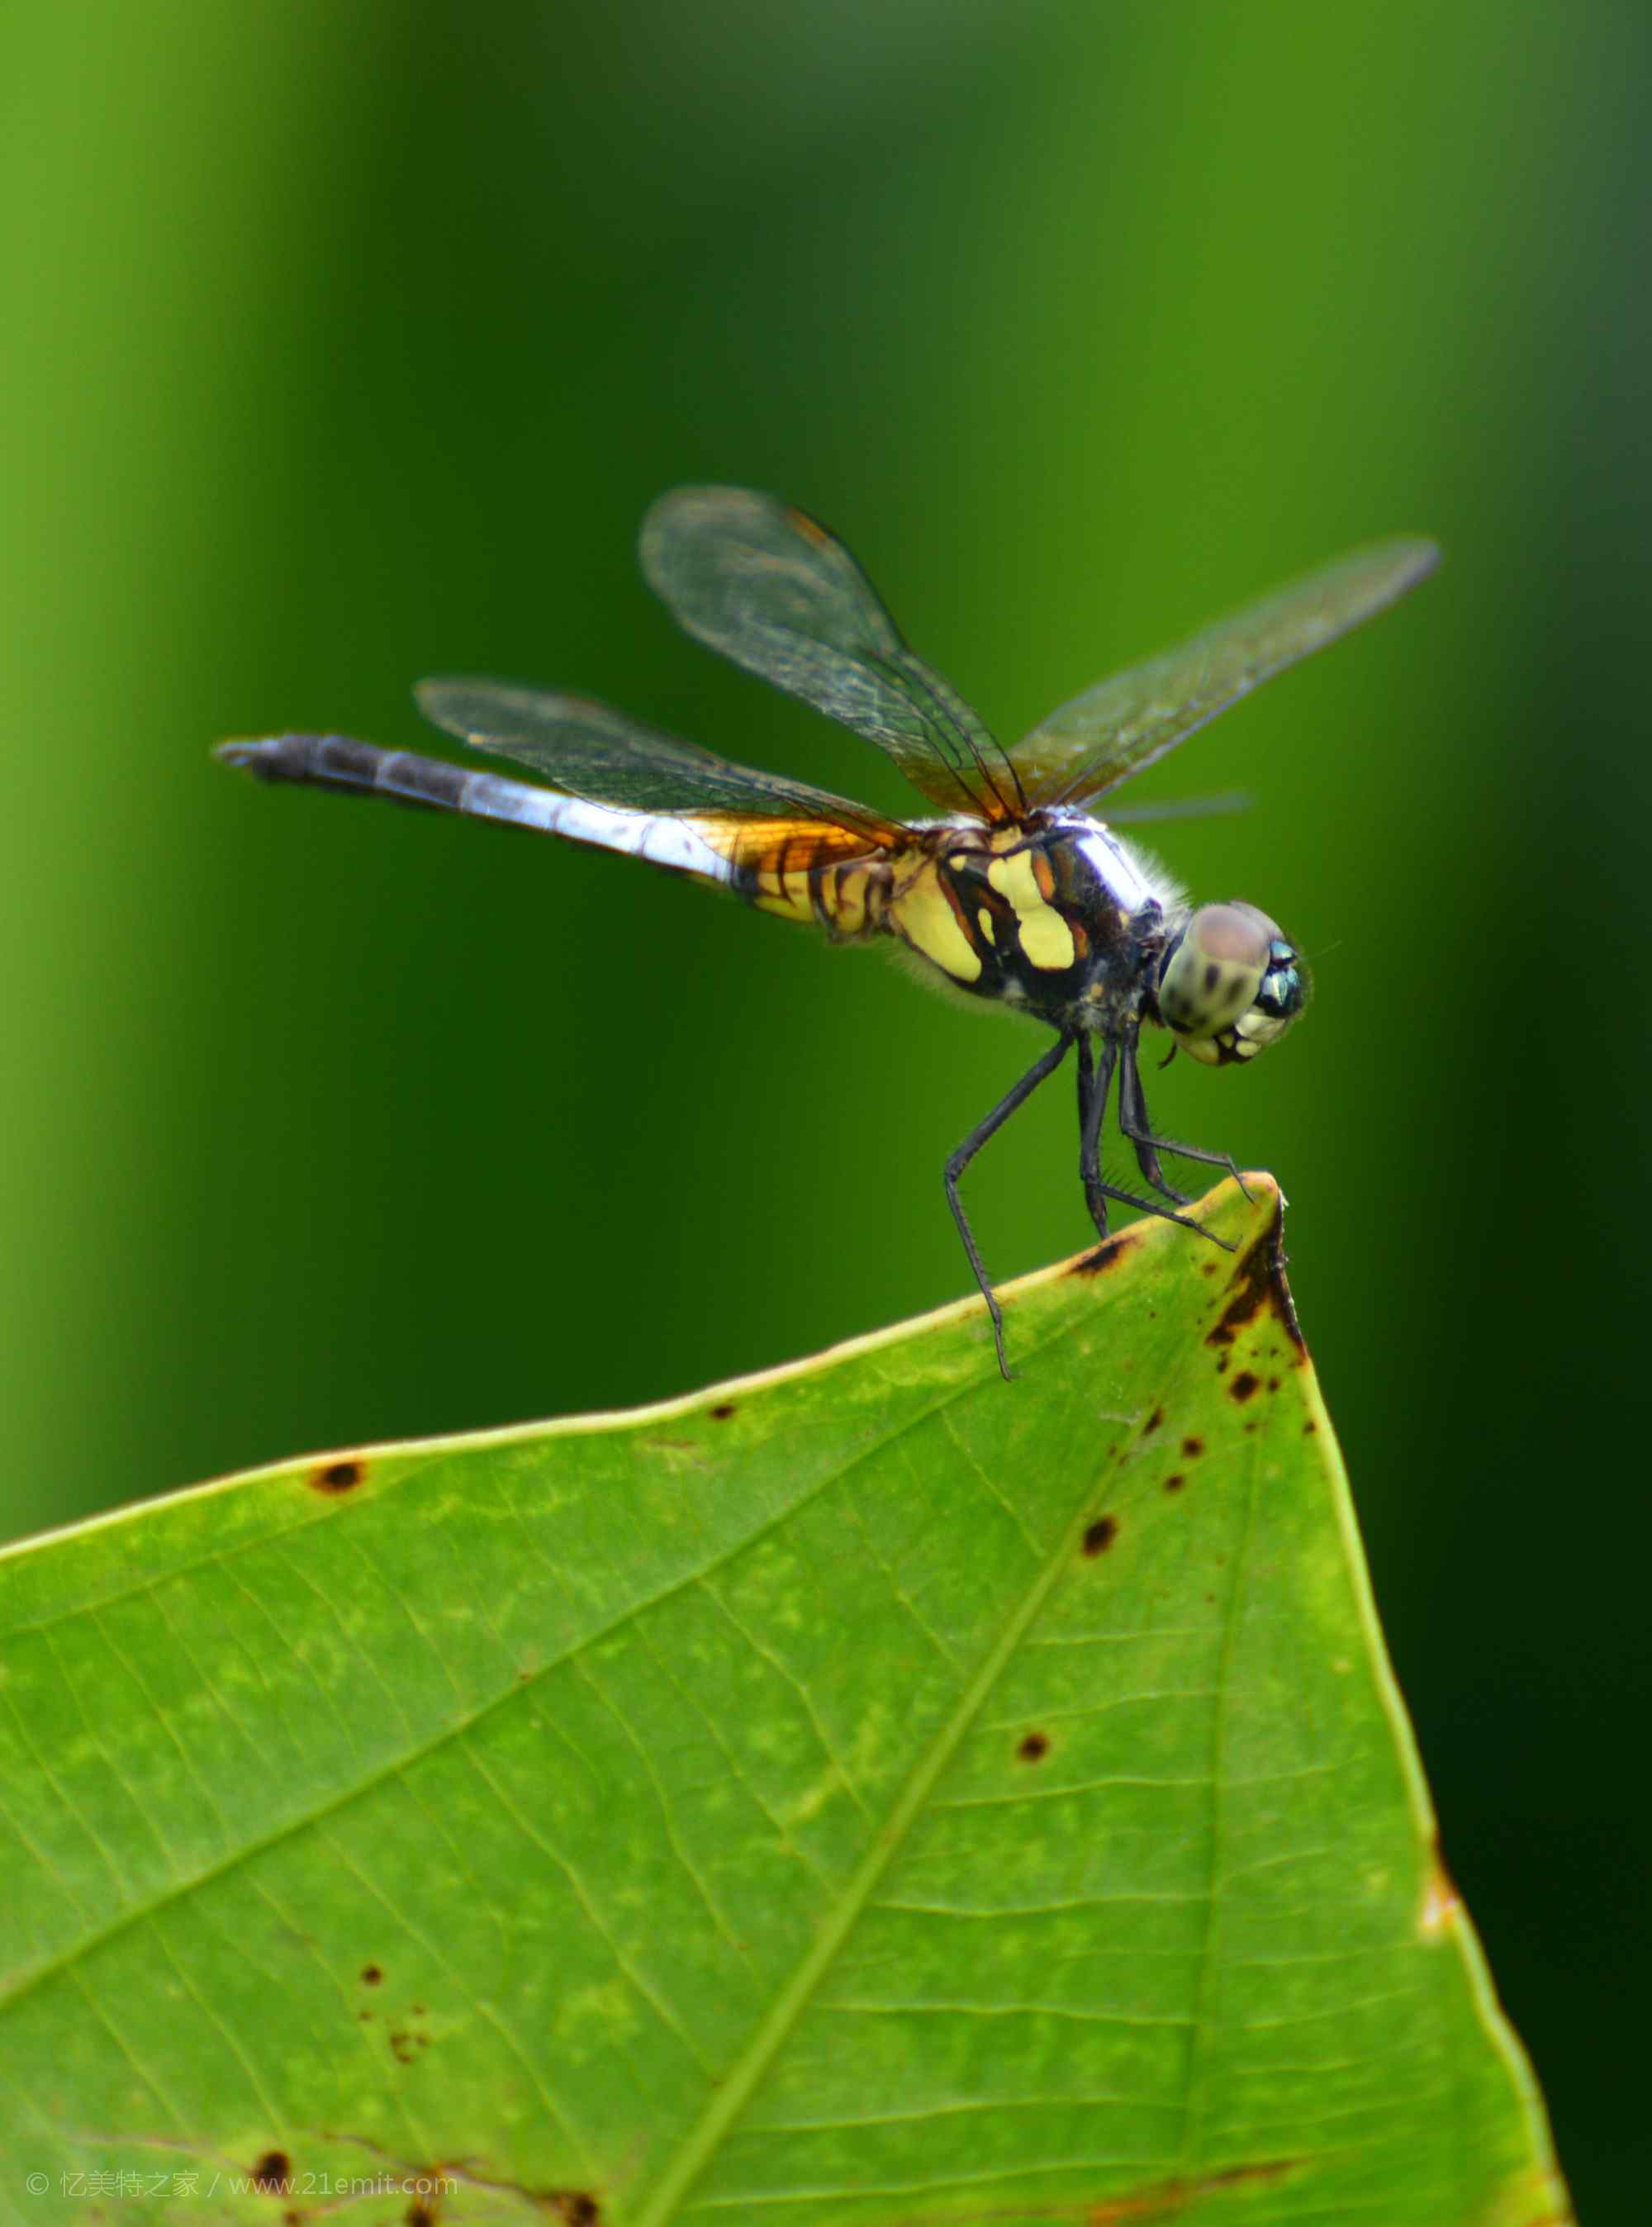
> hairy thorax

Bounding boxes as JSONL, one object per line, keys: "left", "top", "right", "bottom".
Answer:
{"left": 877, "top": 813, "right": 1184, "bottom": 1033}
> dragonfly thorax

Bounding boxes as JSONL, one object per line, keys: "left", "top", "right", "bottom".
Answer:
{"left": 881, "top": 813, "right": 1180, "bottom": 1032}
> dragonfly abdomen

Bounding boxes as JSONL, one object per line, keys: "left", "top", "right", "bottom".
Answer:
{"left": 718, "top": 827, "right": 895, "bottom": 941}
{"left": 216, "top": 734, "right": 740, "bottom": 885}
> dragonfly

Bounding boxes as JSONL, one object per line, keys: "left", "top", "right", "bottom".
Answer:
{"left": 219, "top": 488, "right": 1438, "bottom": 1377}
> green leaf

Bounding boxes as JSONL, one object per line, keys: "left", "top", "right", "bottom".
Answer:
{"left": 0, "top": 1180, "right": 1569, "bottom": 2226}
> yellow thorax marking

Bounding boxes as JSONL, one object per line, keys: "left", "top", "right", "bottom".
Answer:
{"left": 986, "top": 848, "right": 1076, "bottom": 972}
{"left": 889, "top": 862, "right": 982, "bottom": 983}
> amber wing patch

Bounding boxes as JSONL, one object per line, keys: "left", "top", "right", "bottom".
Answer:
{"left": 691, "top": 813, "right": 895, "bottom": 931}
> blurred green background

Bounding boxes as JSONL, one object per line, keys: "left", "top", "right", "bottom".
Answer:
{"left": 3, "top": 0, "right": 1646, "bottom": 2208}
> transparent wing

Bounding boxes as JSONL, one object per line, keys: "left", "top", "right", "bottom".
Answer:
{"left": 640, "top": 486, "right": 1025, "bottom": 821}
{"left": 415, "top": 678, "right": 903, "bottom": 846}
{"left": 1009, "top": 536, "right": 1441, "bottom": 809}
{"left": 1102, "top": 790, "right": 1252, "bottom": 826}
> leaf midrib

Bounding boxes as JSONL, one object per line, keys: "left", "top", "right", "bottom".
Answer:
{"left": 633, "top": 1277, "right": 1247, "bottom": 2223}
{"left": 629, "top": 1446, "right": 1115, "bottom": 2225}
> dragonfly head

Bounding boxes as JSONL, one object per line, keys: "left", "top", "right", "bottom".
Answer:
{"left": 1156, "top": 902, "right": 1307, "bottom": 1066}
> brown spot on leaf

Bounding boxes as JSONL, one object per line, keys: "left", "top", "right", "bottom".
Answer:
{"left": 1420, "top": 1835, "right": 1464, "bottom": 1936}
{"left": 1203, "top": 1198, "right": 1305, "bottom": 1351}
{"left": 1204, "top": 1235, "right": 1272, "bottom": 1346}
{"left": 311, "top": 1458, "right": 364, "bottom": 1494}
{"left": 1180, "top": 1436, "right": 1204, "bottom": 1459}
{"left": 1018, "top": 1731, "right": 1050, "bottom": 1763}
{"left": 1086, "top": 2158, "right": 1298, "bottom": 2221}
{"left": 251, "top": 2153, "right": 292, "bottom": 2193}
{"left": 1303, "top": 1417, "right": 1318, "bottom": 1435}
{"left": 1072, "top": 1227, "right": 1143, "bottom": 1276}
{"left": 1082, "top": 1515, "right": 1118, "bottom": 1556}
{"left": 709, "top": 1402, "right": 737, "bottom": 1421}
{"left": 1230, "top": 1370, "right": 1261, "bottom": 1403}
{"left": 1142, "top": 1406, "right": 1165, "bottom": 1435}
{"left": 550, "top": 2197, "right": 601, "bottom": 2227}
{"left": 361, "top": 1964, "right": 383, "bottom": 1986}
{"left": 1163, "top": 1474, "right": 1185, "bottom": 1494}
{"left": 406, "top": 2206, "right": 435, "bottom": 2227}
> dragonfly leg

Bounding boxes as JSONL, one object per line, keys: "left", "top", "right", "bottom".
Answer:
{"left": 1118, "top": 1033, "right": 1252, "bottom": 1206}
{"left": 1075, "top": 1033, "right": 1118, "bottom": 1242}
{"left": 1076, "top": 1032, "right": 1233, "bottom": 1250}
{"left": 1091, "top": 1175, "right": 1237, "bottom": 1251}
{"left": 946, "top": 1029, "right": 1075, "bottom": 1381}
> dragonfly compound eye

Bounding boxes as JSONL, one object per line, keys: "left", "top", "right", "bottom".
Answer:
{"left": 1158, "top": 902, "right": 1306, "bottom": 1066}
